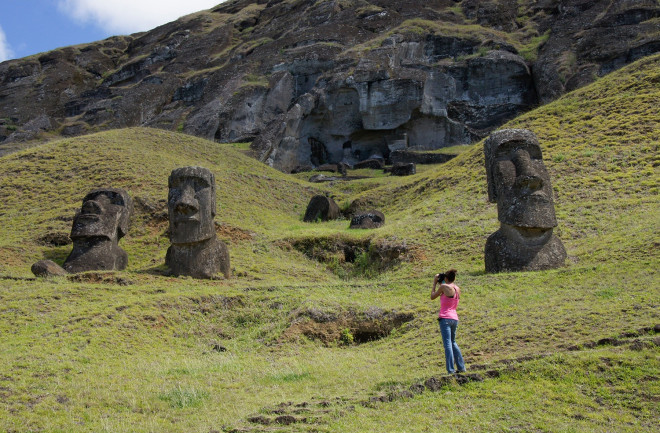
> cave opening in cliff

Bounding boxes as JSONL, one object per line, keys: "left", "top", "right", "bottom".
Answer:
{"left": 309, "top": 137, "right": 329, "bottom": 166}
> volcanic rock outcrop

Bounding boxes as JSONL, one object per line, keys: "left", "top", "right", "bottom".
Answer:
{"left": 1, "top": 0, "right": 658, "bottom": 171}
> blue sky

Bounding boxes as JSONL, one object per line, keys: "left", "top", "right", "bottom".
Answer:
{"left": 0, "top": 0, "right": 224, "bottom": 62}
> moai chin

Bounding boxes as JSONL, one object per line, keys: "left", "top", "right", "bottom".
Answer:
{"left": 165, "top": 166, "right": 230, "bottom": 279}
{"left": 63, "top": 188, "right": 133, "bottom": 273}
{"left": 484, "top": 129, "right": 566, "bottom": 273}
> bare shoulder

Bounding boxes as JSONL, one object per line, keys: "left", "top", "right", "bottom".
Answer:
{"left": 440, "top": 283, "right": 455, "bottom": 297}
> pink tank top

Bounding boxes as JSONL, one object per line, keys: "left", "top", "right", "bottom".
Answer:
{"left": 438, "top": 283, "right": 460, "bottom": 320}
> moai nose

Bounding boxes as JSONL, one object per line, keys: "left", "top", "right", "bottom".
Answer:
{"left": 81, "top": 199, "right": 102, "bottom": 214}
{"left": 513, "top": 149, "right": 543, "bottom": 191}
{"left": 174, "top": 185, "right": 199, "bottom": 215}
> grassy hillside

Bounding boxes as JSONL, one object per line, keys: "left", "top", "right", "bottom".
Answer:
{"left": 0, "top": 55, "right": 658, "bottom": 432}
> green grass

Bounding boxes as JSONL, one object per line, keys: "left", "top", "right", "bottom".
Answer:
{"left": 0, "top": 55, "right": 658, "bottom": 432}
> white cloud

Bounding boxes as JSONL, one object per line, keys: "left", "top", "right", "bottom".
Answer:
{"left": 57, "top": 0, "right": 224, "bottom": 35}
{"left": 0, "top": 25, "right": 14, "bottom": 62}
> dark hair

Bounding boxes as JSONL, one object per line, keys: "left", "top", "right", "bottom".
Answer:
{"left": 445, "top": 269, "right": 457, "bottom": 283}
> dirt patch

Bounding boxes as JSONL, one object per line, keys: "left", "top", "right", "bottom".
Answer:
{"left": 246, "top": 398, "right": 348, "bottom": 429}
{"left": 68, "top": 272, "right": 133, "bottom": 285}
{"left": 215, "top": 222, "right": 256, "bottom": 243}
{"left": 281, "top": 307, "right": 415, "bottom": 345}
{"left": 37, "top": 232, "right": 71, "bottom": 246}
{"left": 131, "top": 196, "right": 169, "bottom": 236}
{"left": 289, "top": 236, "right": 418, "bottom": 277}
{"left": 133, "top": 196, "right": 168, "bottom": 221}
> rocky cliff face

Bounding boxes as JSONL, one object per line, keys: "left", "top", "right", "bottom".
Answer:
{"left": 1, "top": 0, "right": 658, "bottom": 171}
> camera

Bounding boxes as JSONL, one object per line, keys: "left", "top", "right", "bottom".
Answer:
{"left": 437, "top": 273, "right": 446, "bottom": 283}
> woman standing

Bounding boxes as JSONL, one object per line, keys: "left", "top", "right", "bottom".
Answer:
{"left": 430, "top": 269, "right": 466, "bottom": 374}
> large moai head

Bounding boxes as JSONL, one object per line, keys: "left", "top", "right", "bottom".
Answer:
{"left": 70, "top": 188, "right": 132, "bottom": 242}
{"left": 165, "top": 166, "right": 230, "bottom": 279}
{"left": 168, "top": 166, "right": 216, "bottom": 244}
{"left": 484, "top": 129, "right": 557, "bottom": 229}
{"left": 484, "top": 129, "right": 566, "bottom": 273}
{"left": 63, "top": 188, "right": 133, "bottom": 273}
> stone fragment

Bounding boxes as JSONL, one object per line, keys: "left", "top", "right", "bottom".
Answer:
{"left": 303, "top": 195, "right": 340, "bottom": 222}
{"left": 389, "top": 150, "right": 456, "bottom": 165}
{"left": 315, "top": 163, "right": 339, "bottom": 173}
{"left": 165, "top": 166, "right": 230, "bottom": 279}
{"left": 31, "top": 260, "right": 67, "bottom": 277}
{"left": 390, "top": 162, "right": 416, "bottom": 176}
{"left": 483, "top": 129, "right": 566, "bottom": 273}
{"left": 62, "top": 188, "right": 133, "bottom": 273}
{"left": 354, "top": 158, "right": 385, "bottom": 170}
{"left": 350, "top": 211, "right": 385, "bottom": 229}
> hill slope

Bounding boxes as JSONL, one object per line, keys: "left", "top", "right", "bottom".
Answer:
{"left": 0, "top": 54, "right": 658, "bottom": 432}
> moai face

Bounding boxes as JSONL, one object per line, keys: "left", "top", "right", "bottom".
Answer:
{"left": 70, "top": 188, "right": 132, "bottom": 242}
{"left": 168, "top": 166, "right": 216, "bottom": 244}
{"left": 484, "top": 129, "right": 556, "bottom": 229}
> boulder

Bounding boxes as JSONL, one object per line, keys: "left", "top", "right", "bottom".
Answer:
{"left": 354, "top": 158, "right": 385, "bottom": 170}
{"left": 350, "top": 211, "right": 385, "bottom": 229}
{"left": 390, "top": 162, "right": 416, "bottom": 176}
{"left": 31, "top": 260, "right": 68, "bottom": 277}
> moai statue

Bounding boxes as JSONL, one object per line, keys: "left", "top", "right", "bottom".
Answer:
{"left": 303, "top": 195, "right": 340, "bottom": 222}
{"left": 484, "top": 129, "right": 566, "bottom": 273}
{"left": 165, "top": 166, "right": 230, "bottom": 279}
{"left": 63, "top": 188, "right": 133, "bottom": 273}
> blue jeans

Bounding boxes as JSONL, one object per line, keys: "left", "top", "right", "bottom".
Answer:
{"left": 438, "top": 318, "right": 465, "bottom": 374}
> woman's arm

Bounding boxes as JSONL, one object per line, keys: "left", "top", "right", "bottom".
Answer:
{"left": 430, "top": 274, "right": 442, "bottom": 300}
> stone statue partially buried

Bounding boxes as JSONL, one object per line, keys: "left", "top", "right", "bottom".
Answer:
{"left": 63, "top": 188, "right": 133, "bottom": 273}
{"left": 165, "top": 166, "right": 230, "bottom": 279}
{"left": 484, "top": 129, "right": 566, "bottom": 273}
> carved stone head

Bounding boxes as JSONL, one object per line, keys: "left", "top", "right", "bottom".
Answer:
{"left": 484, "top": 129, "right": 556, "bottom": 229}
{"left": 168, "top": 166, "right": 216, "bottom": 244}
{"left": 64, "top": 188, "right": 132, "bottom": 273}
{"left": 70, "top": 188, "right": 132, "bottom": 242}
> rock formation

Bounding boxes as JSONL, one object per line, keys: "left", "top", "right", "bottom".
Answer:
{"left": 483, "top": 129, "right": 566, "bottom": 273}
{"left": 350, "top": 211, "right": 385, "bottom": 229}
{"left": 1, "top": 1, "right": 657, "bottom": 170}
{"left": 303, "top": 195, "right": 341, "bottom": 222}
{"left": 31, "top": 260, "right": 68, "bottom": 277}
{"left": 165, "top": 166, "right": 230, "bottom": 279}
{"left": 62, "top": 188, "right": 133, "bottom": 273}
{"left": 390, "top": 162, "right": 416, "bottom": 176}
